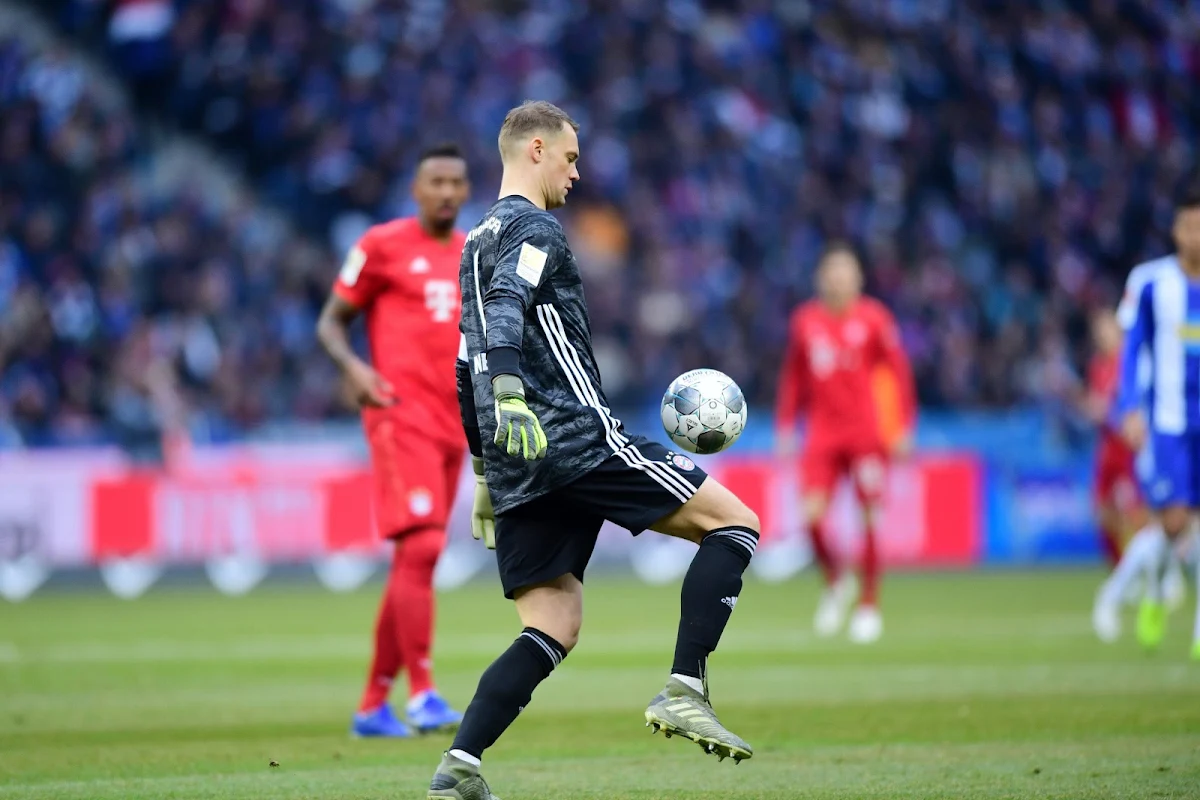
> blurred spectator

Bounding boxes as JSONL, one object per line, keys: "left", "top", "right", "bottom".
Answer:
{"left": 9, "top": 0, "right": 1200, "bottom": 448}
{"left": 0, "top": 33, "right": 336, "bottom": 450}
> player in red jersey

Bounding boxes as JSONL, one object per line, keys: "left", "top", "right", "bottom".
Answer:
{"left": 775, "top": 243, "right": 916, "bottom": 644}
{"left": 316, "top": 144, "right": 470, "bottom": 737}
{"left": 1084, "top": 309, "right": 1147, "bottom": 567}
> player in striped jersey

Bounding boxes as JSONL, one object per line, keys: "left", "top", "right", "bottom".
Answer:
{"left": 1092, "top": 255, "right": 1191, "bottom": 642}
{"left": 1111, "top": 180, "right": 1200, "bottom": 658}
{"left": 426, "top": 101, "right": 760, "bottom": 800}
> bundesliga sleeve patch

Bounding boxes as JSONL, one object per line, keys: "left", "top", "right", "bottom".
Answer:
{"left": 516, "top": 242, "right": 548, "bottom": 286}
{"left": 339, "top": 245, "right": 367, "bottom": 286}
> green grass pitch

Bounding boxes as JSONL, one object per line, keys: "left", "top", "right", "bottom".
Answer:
{"left": 1, "top": 569, "right": 1198, "bottom": 799}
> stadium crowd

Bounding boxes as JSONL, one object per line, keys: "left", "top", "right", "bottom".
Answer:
{"left": 0, "top": 31, "right": 339, "bottom": 451}
{"left": 4, "top": 0, "right": 1199, "bottom": 448}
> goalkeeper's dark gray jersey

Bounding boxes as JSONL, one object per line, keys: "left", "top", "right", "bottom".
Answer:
{"left": 460, "top": 195, "right": 618, "bottom": 513}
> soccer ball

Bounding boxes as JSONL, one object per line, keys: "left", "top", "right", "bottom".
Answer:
{"left": 660, "top": 369, "right": 747, "bottom": 455}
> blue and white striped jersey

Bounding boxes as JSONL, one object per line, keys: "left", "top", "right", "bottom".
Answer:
{"left": 1117, "top": 255, "right": 1179, "bottom": 331}
{"left": 1115, "top": 256, "right": 1200, "bottom": 434}
{"left": 1115, "top": 256, "right": 1178, "bottom": 426}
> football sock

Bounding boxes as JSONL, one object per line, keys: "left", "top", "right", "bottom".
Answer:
{"left": 809, "top": 519, "right": 839, "bottom": 585}
{"left": 358, "top": 544, "right": 404, "bottom": 713}
{"left": 860, "top": 522, "right": 879, "bottom": 607}
{"left": 450, "top": 628, "right": 567, "bottom": 758}
{"left": 672, "top": 526, "right": 759, "bottom": 679}
{"left": 1148, "top": 529, "right": 1172, "bottom": 603}
{"left": 1098, "top": 523, "right": 1162, "bottom": 608}
{"left": 671, "top": 674, "right": 706, "bottom": 694}
{"left": 394, "top": 527, "right": 444, "bottom": 699}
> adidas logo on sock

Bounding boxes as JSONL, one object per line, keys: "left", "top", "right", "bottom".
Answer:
{"left": 721, "top": 596, "right": 738, "bottom": 610}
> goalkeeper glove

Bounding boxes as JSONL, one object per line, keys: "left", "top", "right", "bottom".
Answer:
{"left": 470, "top": 456, "right": 495, "bottom": 549}
{"left": 492, "top": 374, "right": 547, "bottom": 460}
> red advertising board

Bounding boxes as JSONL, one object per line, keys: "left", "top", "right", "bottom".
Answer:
{"left": 719, "top": 454, "right": 980, "bottom": 567}
{"left": 84, "top": 452, "right": 980, "bottom": 568}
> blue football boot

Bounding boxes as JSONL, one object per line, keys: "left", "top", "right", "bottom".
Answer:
{"left": 407, "top": 691, "right": 463, "bottom": 733}
{"left": 351, "top": 702, "right": 412, "bottom": 738}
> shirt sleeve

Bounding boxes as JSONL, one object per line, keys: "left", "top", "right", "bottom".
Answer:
{"left": 332, "top": 231, "right": 386, "bottom": 309}
{"left": 456, "top": 334, "right": 483, "bottom": 458}
{"left": 1116, "top": 267, "right": 1146, "bottom": 332}
{"left": 1114, "top": 281, "right": 1154, "bottom": 420}
{"left": 483, "top": 218, "right": 563, "bottom": 375}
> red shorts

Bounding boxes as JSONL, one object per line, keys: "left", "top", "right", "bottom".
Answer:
{"left": 801, "top": 440, "right": 888, "bottom": 504}
{"left": 365, "top": 414, "right": 465, "bottom": 540}
{"left": 1094, "top": 433, "right": 1141, "bottom": 514}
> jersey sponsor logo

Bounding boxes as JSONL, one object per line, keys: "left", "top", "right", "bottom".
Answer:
{"left": 1179, "top": 320, "right": 1200, "bottom": 353}
{"left": 810, "top": 338, "right": 837, "bottom": 377}
{"left": 720, "top": 595, "right": 738, "bottom": 610}
{"left": 339, "top": 245, "right": 367, "bottom": 286}
{"left": 409, "top": 488, "right": 434, "bottom": 517}
{"left": 410, "top": 256, "right": 430, "bottom": 274}
{"left": 516, "top": 242, "right": 548, "bottom": 286}
{"left": 667, "top": 452, "right": 695, "bottom": 471}
{"left": 424, "top": 279, "right": 458, "bottom": 322}
{"left": 1151, "top": 479, "right": 1173, "bottom": 503}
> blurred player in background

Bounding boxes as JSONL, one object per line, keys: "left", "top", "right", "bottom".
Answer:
{"left": 316, "top": 144, "right": 470, "bottom": 736}
{"left": 775, "top": 244, "right": 916, "bottom": 644}
{"left": 1111, "top": 180, "right": 1200, "bottom": 659}
{"left": 1084, "top": 309, "right": 1148, "bottom": 568}
{"left": 1092, "top": 245, "right": 1193, "bottom": 643}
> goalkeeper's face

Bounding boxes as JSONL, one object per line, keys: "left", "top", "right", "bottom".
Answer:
{"left": 538, "top": 123, "right": 580, "bottom": 210}
{"left": 817, "top": 251, "right": 863, "bottom": 309}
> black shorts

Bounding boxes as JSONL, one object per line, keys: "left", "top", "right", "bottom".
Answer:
{"left": 494, "top": 436, "right": 708, "bottom": 599}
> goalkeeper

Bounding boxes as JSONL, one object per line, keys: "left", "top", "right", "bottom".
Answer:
{"left": 429, "top": 100, "right": 762, "bottom": 800}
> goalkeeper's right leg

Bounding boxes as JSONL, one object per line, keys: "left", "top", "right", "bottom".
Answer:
{"left": 644, "top": 675, "right": 753, "bottom": 762}
{"left": 428, "top": 751, "right": 501, "bottom": 800}
{"left": 644, "top": 475, "right": 759, "bottom": 763}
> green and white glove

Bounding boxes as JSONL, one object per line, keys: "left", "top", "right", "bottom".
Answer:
{"left": 469, "top": 456, "right": 495, "bottom": 549}
{"left": 492, "top": 374, "right": 547, "bottom": 460}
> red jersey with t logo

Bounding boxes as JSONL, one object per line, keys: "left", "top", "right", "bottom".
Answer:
{"left": 334, "top": 217, "right": 466, "bottom": 447}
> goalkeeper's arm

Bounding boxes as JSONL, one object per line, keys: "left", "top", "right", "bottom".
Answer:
{"left": 456, "top": 336, "right": 484, "bottom": 461}
{"left": 457, "top": 342, "right": 495, "bottom": 548}
{"left": 481, "top": 228, "right": 558, "bottom": 460}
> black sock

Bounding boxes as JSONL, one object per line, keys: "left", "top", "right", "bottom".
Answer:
{"left": 672, "top": 526, "right": 758, "bottom": 679}
{"left": 450, "top": 627, "right": 567, "bottom": 758}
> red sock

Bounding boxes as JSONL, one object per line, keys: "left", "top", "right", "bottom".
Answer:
{"left": 860, "top": 521, "right": 879, "bottom": 607}
{"left": 393, "top": 526, "right": 445, "bottom": 700}
{"left": 359, "top": 546, "right": 403, "bottom": 713}
{"left": 809, "top": 519, "right": 839, "bottom": 586}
